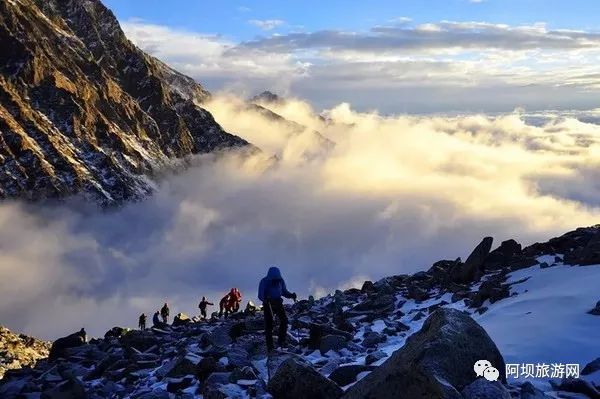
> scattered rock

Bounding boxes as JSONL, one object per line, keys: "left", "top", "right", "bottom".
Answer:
{"left": 551, "top": 378, "right": 600, "bottom": 399}
{"left": 461, "top": 378, "right": 510, "bottom": 399}
{"left": 582, "top": 357, "right": 600, "bottom": 375}
{"left": 320, "top": 335, "right": 348, "bottom": 355}
{"left": 49, "top": 329, "right": 86, "bottom": 361}
{"left": 342, "top": 308, "right": 506, "bottom": 399}
{"left": 329, "top": 365, "right": 374, "bottom": 387}
{"left": 41, "top": 378, "right": 88, "bottom": 399}
{"left": 520, "top": 382, "right": 550, "bottom": 399}
{"left": 452, "top": 237, "right": 494, "bottom": 283}
{"left": 361, "top": 331, "right": 386, "bottom": 348}
{"left": 587, "top": 301, "right": 600, "bottom": 316}
{"left": 365, "top": 350, "right": 387, "bottom": 365}
{"left": 268, "top": 358, "right": 343, "bottom": 399}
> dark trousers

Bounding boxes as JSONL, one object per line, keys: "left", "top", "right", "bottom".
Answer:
{"left": 200, "top": 308, "right": 207, "bottom": 319}
{"left": 264, "top": 299, "right": 288, "bottom": 350}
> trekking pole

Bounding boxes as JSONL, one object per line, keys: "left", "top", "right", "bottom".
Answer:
{"left": 293, "top": 296, "right": 299, "bottom": 344}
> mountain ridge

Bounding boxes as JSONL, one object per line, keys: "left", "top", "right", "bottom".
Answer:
{"left": 0, "top": 0, "right": 248, "bottom": 205}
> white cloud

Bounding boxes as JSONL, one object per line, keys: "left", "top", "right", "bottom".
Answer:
{"left": 122, "top": 19, "right": 600, "bottom": 113}
{"left": 248, "top": 19, "right": 285, "bottom": 31}
{"left": 1, "top": 96, "right": 599, "bottom": 339}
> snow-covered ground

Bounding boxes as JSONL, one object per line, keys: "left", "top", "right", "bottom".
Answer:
{"left": 475, "top": 263, "right": 600, "bottom": 368}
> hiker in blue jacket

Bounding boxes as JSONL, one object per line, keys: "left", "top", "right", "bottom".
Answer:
{"left": 258, "top": 266, "right": 297, "bottom": 351}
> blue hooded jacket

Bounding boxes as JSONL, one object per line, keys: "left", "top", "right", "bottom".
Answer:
{"left": 258, "top": 267, "right": 294, "bottom": 302}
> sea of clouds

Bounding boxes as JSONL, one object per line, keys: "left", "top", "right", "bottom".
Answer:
{"left": 1, "top": 96, "right": 599, "bottom": 338}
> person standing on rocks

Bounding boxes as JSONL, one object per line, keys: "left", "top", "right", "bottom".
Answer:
{"left": 219, "top": 291, "right": 232, "bottom": 318}
{"left": 198, "top": 296, "right": 214, "bottom": 320}
{"left": 160, "top": 303, "right": 170, "bottom": 324}
{"left": 138, "top": 313, "right": 146, "bottom": 330}
{"left": 258, "top": 266, "right": 297, "bottom": 351}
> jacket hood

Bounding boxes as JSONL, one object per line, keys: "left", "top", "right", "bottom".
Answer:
{"left": 266, "top": 266, "right": 282, "bottom": 280}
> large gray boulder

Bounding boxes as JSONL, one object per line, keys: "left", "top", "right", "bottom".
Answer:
{"left": 342, "top": 308, "right": 506, "bottom": 399}
{"left": 268, "top": 358, "right": 343, "bottom": 399}
{"left": 48, "top": 328, "right": 86, "bottom": 360}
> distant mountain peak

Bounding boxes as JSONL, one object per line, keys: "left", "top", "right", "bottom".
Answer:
{"left": 251, "top": 90, "right": 284, "bottom": 104}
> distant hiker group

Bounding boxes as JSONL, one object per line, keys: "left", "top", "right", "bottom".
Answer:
{"left": 131, "top": 267, "right": 296, "bottom": 352}
{"left": 136, "top": 287, "right": 247, "bottom": 330}
{"left": 219, "top": 288, "right": 242, "bottom": 317}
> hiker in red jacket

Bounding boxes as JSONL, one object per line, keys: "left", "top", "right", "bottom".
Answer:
{"left": 229, "top": 288, "right": 242, "bottom": 313}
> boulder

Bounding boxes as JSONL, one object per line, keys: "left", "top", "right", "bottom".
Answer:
{"left": 348, "top": 294, "right": 395, "bottom": 314}
{"left": 329, "top": 365, "right": 375, "bottom": 386}
{"left": 582, "top": 357, "right": 600, "bottom": 375}
{"left": 268, "top": 358, "right": 343, "bottom": 399}
{"left": 48, "top": 328, "right": 86, "bottom": 360}
{"left": 166, "top": 376, "right": 194, "bottom": 393}
{"left": 119, "top": 330, "right": 159, "bottom": 352}
{"left": 209, "top": 325, "right": 233, "bottom": 347}
{"left": 452, "top": 237, "right": 494, "bottom": 283}
{"left": 308, "top": 324, "right": 353, "bottom": 350}
{"left": 166, "top": 355, "right": 199, "bottom": 378}
{"left": 520, "top": 382, "right": 550, "bottom": 399}
{"left": 41, "top": 377, "right": 88, "bottom": 399}
{"left": 365, "top": 350, "right": 387, "bottom": 365}
{"left": 482, "top": 239, "right": 522, "bottom": 271}
{"left": 227, "top": 346, "right": 252, "bottom": 368}
{"left": 564, "top": 229, "right": 600, "bottom": 266}
{"left": 342, "top": 308, "right": 506, "bottom": 399}
{"left": 320, "top": 335, "right": 348, "bottom": 355}
{"left": 461, "top": 378, "right": 510, "bottom": 399}
{"left": 361, "top": 281, "right": 375, "bottom": 293}
{"left": 104, "top": 326, "right": 127, "bottom": 339}
{"left": 172, "top": 313, "right": 191, "bottom": 327}
{"left": 361, "top": 331, "right": 386, "bottom": 348}
{"left": 587, "top": 301, "right": 600, "bottom": 316}
{"left": 551, "top": 378, "right": 600, "bottom": 399}
{"left": 136, "top": 389, "right": 171, "bottom": 399}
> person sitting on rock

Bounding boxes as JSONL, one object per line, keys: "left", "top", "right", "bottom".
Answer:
{"left": 160, "top": 302, "right": 170, "bottom": 324}
{"left": 258, "top": 266, "right": 297, "bottom": 351}
{"left": 152, "top": 310, "right": 166, "bottom": 328}
{"left": 219, "top": 291, "right": 233, "bottom": 318}
{"left": 138, "top": 313, "right": 147, "bottom": 330}
{"left": 198, "top": 296, "right": 214, "bottom": 320}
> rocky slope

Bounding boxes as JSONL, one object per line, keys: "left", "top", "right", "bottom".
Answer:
{"left": 0, "top": 225, "right": 599, "bottom": 398}
{"left": 0, "top": 326, "right": 50, "bottom": 380}
{"left": 0, "top": 0, "right": 248, "bottom": 205}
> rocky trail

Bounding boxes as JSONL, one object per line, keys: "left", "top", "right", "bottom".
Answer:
{"left": 0, "top": 225, "right": 599, "bottom": 398}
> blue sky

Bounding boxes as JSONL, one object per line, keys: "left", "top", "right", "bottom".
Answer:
{"left": 106, "top": 0, "right": 600, "bottom": 113}
{"left": 104, "top": 0, "right": 600, "bottom": 40}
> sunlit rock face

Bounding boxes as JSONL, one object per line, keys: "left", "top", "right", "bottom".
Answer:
{"left": 0, "top": 326, "right": 50, "bottom": 380}
{"left": 0, "top": 0, "right": 248, "bottom": 205}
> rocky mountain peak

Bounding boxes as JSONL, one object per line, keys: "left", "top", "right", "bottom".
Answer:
{"left": 251, "top": 90, "right": 284, "bottom": 104}
{"left": 0, "top": 0, "right": 247, "bottom": 205}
